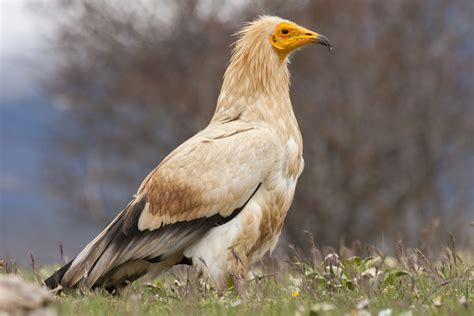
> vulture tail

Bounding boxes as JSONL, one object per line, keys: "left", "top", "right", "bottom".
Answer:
{"left": 43, "top": 259, "right": 73, "bottom": 290}
{"left": 43, "top": 197, "right": 149, "bottom": 292}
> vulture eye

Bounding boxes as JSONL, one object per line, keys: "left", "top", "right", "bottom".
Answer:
{"left": 280, "top": 29, "right": 289, "bottom": 35}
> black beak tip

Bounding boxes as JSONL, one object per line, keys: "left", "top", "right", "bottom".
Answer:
{"left": 315, "top": 34, "right": 332, "bottom": 52}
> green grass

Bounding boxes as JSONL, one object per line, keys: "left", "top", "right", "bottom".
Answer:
{"left": 2, "top": 243, "right": 472, "bottom": 315}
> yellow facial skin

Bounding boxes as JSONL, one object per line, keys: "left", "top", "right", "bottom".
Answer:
{"left": 270, "top": 22, "right": 331, "bottom": 62}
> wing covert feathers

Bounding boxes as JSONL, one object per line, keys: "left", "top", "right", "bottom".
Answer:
{"left": 136, "top": 123, "right": 277, "bottom": 231}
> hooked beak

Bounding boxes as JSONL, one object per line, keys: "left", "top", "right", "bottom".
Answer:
{"left": 314, "top": 34, "right": 332, "bottom": 51}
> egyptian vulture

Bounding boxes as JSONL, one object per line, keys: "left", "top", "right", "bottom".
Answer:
{"left": 44, "top": 16, "right": 331, "bottom": 293}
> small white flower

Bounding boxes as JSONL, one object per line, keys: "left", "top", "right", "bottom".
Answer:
{"left": 230, "top": 299, "right": 242, "bottom": 307}
{"left": 378, "top": 308, "right": 392, "bottom": 316}
{"left": 433, "top": 296, "right": 442, "bottom": 307}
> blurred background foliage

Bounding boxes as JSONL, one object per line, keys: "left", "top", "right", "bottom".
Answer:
{"left": 1, "top": 0, "right": 473, "bottom": 262}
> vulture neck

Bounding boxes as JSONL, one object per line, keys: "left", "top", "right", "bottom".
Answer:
{"left": 212, "top": 36, "right": 292, "bottom": 125}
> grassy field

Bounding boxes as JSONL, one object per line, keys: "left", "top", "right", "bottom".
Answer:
{"left": 2, "top": 241, "right": 472, "bottom": 315}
